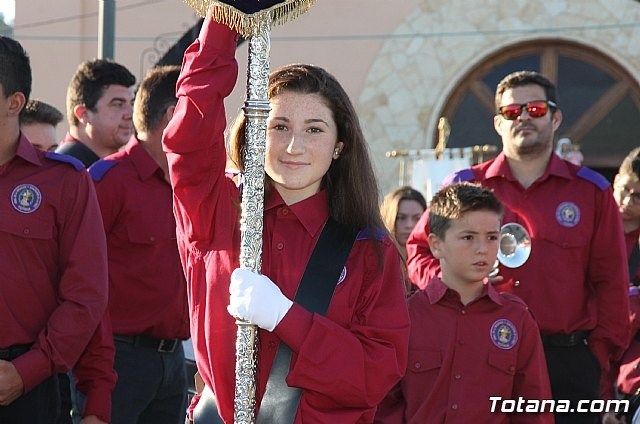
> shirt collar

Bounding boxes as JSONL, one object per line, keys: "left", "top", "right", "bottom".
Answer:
{"left": 126, "top": 136, "right": 162, "bottom": 181}
{"left": 265, "top": 189, "right": 329, "bottom": 237}
{"left": 485, "top": 151, "right": 573, "bottom": 183}
{"left": 426, "top": 276, "right": 504, "bottom": 306}
{"left": 15, "top": 132, "right": 43, "bottom": 166}
{"left": 63, "top": 132, "right": 77, "bottom": 144}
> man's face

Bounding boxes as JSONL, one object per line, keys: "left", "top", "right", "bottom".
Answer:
{"left": 614, "top": 174, "right": 640, "bottom": 224}
{"left": 494, "top": 84, "right": 562, "bottom": 158}
{"left": 22, "top": 122, "right": 58, "bottom": 151}
{"left": 84, "top": 84, "right": 134, "bottom": 150}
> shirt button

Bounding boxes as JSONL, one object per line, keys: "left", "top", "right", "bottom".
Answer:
{"left": 461, "top": 310, "right": 466, "bottom": 315}
{"left": 509, "top": 365, "right": 516, "bottom": 372}
{"left": 514, "top": 280, "right": 521, "bottom": 287}
{"left": 282, "top": 209, "right": 289, "bottom": 216}
{"left": 23, "top": 228, "right": 30, "bottom": 235}
{"left": 276, "top": 242, "right": 284, "bottom": 250}
{"left": 414, "top": 362, "right": 421, "bottom": 369}
{"left": 268, "top": 341, "right": 277, "bottom": 349}
{"left": 454, "top": 374, "right": 461, "bottom": 380}
{"left": 149, "top": 236, "right": 156, "bottom": 242}
{"left": 451, "top": 404, "right": 458, "bottom": 410}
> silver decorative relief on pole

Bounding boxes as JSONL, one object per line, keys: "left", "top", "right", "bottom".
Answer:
{"left": 234, "top": 17, "right": 271, "bottom": 424}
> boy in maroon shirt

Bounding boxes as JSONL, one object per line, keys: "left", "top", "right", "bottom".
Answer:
{"left": 376, "top": 183, "right": 552, "bottom": 423}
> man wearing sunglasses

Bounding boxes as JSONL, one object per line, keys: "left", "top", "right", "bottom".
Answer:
{"left": 407, "top": 70, "right": 629, "bottom": 423}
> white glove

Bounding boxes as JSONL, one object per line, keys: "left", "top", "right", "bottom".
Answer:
{"left": 227, "top": 268, "right": 293, "bottom": 332}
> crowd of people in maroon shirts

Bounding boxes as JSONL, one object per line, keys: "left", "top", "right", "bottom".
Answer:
{"left": 1, "top": 16, "right": 640, "bottom": 424}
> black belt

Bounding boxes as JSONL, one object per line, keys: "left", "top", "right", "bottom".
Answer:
{"left": 114, "top": 334, "right": 180, "bottom": 353}
{"left": 0, "top": 344, "right": 32, "bottom": 360}
{"left": 541, "top": 330, "right": 589, "bottom": 347}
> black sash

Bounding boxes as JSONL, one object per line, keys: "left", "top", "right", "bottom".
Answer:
{"left": 55, "top": 141, "right": 99, "bottom": 168}
{"left": 193, "top": 218, "right": 357, "bottom": 424}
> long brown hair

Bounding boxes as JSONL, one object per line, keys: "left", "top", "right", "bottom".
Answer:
{"left": 228, "top": 64, "right": 386, "bottom": 235}
{"left": 380, "top": 186, "right": 427, "bottom": 241}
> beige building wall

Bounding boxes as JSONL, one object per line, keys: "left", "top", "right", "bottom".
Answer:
{"left": 17, "top": 0, "right": 199, "bottom": 133}
{"left": 14, "top": 0, "right": 640, "bottom": 197}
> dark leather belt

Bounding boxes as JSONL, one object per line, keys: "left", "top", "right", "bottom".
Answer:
{"left": 541, "top": 330, "right": 589, "bottom": 347}
{"left": 0, "top": 344, "right": 32, "bottom": 360}
{"left": 114, "top": 334, "right": 180, "bottom": 353}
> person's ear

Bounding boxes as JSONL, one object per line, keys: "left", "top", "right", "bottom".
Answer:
{"left": 493, "top": 114, "right": 504, "bottom": 137}
{"left": 332, "top": 141, "right": 344, "bottom": 159}
{"left": 7, "top": 92, "right": 25, "bottom": 118}
{"left": 74, "top": 104, "right": 90, "bottom": 125}
{"left": 163, "top": 105, "right": 176, "bottom": 124}
{"left": 428, "top": 233, "right": 444, "bottom": 259}
{"left": 551, "top": 108, "right": 563, "bottom": 132}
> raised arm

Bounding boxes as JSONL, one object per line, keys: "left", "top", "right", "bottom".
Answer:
{"left": 162, "top": 17, "right": 240, "bottom": 246}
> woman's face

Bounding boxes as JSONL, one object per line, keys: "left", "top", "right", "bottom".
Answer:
{"left": 395, "top": 199, "right": 425, "bottom": 245}
{"left": 265, "top": 91, "right": 343, "bottom": 205}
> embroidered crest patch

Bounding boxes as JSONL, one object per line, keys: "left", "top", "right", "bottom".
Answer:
{"left": 337, "top": 266, "right": 347, "bottom": 285}
{"left": 490, "top": 319, "right": 518, "bottom": 350}
{"left": 555, "top": 201, "right": 580, "bottom": 228}
{"left": 11, "top": 184, "right": 42, "bottom": 214}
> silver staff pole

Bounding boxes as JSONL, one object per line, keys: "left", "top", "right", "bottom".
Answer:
{"left": 234, "top": 17, "right": 271, "bottom": 424}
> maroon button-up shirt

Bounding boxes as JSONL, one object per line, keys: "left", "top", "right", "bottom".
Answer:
{"left": 90, "top": 137, "right": 189, "bottom": 340}
{"left": 0, "top": 134, "right": 108, "bottom": 392}
{"left": 375, "top": 277, "right": 552, "bottom": 423}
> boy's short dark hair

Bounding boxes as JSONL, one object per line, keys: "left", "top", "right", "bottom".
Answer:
{"left": 429, "top": 182, "right": 503, "bottom": 239}
{"left": 618, "top": 146, "right": 640, "bottom": 180}
{"left": 0, "top": 36, "right": 32, "bottom": 110}
{"left": 66, "top": 58, "right": 135, "bottom": 127}
{"left": 133, "top": 65, "right": 180, "bottom": 134}
{"left": 21, "top": 99, "right": 64, "bottom": 126}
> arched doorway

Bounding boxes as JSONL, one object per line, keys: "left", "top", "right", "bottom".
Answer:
{"left": 439, "top": 39, "right": 640, "bottom": 180}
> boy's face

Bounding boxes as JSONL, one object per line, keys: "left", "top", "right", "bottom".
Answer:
{"left": 614, "top": 174, "right": 640, "bottom": 223}
{"left": 22, "top": 122, "right": 58, "bottom": 151}
{"left": 429, "top": 210, "right": 501, "bottom": 286}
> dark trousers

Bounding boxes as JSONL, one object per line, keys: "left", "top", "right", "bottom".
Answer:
{"left": 544, "top": 341, "right": 601, "bottom": 424}
{"left": 111, "top": 338, "right": 188, "bottom": 424}
{"left": 57, "top": 372, "right": 83, "bottom": 424}
{"left": 0, "top": 374, "right": 60, "bottom": 424}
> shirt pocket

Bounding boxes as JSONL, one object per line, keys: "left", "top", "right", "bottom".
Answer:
{"left": 125, "top": 222, "right": 168, "bottom": 245}
{"left": 536, "top": 227, "right": 587, "bottom": 266}
{"left": 0, "top": 210, "right": 52, "bottom": 240}
{"left": 487, "top": 350, "right": 517, "bottom": 376}
{"left": 407, "top": 348, "right": 442, "bottom": 374}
